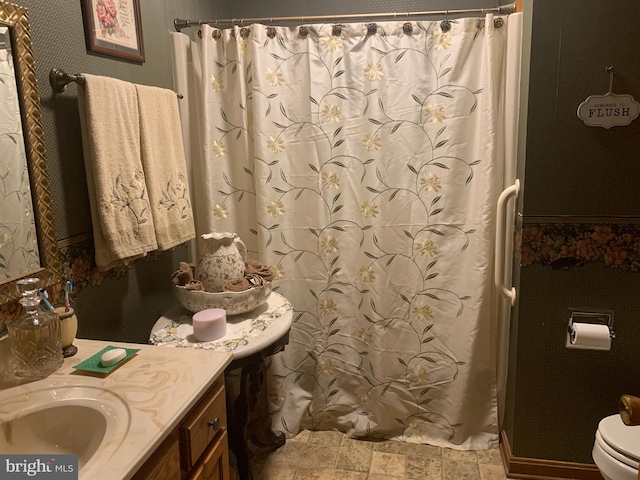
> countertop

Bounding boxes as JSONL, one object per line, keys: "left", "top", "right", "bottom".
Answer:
{"left": 0, "top": 338, "right": 233, "bottom": 480}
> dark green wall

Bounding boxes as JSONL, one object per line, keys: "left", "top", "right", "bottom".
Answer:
{"left": 511, "top": 264, "right": 640, "bottom": 463}
{"left": 506, "top": 0, "right": 640, "bottom": 465}
{"left": 521, "top": 0, "right": 640, "bottom": 217}
{"left": 8, "top": 0, "right": 229, "bottom": 343}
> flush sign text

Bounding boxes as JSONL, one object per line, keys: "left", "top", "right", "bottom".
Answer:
{"left": 577, "top": 93, "right": 639, "bottom": 128}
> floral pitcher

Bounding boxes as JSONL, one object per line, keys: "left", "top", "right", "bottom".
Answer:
{"left": 197, "top": 232, "right": 247, "bottom": 292}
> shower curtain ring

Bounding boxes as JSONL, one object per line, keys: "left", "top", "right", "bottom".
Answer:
{"left": 441, "top": 10, "right": 451, "bottom": 32}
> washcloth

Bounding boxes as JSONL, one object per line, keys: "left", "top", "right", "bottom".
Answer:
{"left": 135, "top": 84, "right": 195, "bottom": 250}
{"left": 245, "top": 273, "right": 267, "bottom": 288}
{"left": 222, "top": 276, "right": 251, "bottom": 292}
{"left": 171, "top": 261, "right": 196, "bottom": 285}
{"left": 245, "top": 259, "right": 274, "bottom": 281}
{"left": 184, "top": 281, "right": 204, "bottom": 291}
{"left": 78, "top": 74, "right": 157, "bottom": 271}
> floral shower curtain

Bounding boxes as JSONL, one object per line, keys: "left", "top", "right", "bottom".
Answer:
{"left": 172, "top": 15, "right": 514, "bottom": 449}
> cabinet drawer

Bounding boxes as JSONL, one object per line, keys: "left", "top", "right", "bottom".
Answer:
{"left": 181, "top": 377, "right": 227, "bottom": 470}
{"left": 188, "top": 430, "right": 229, "bottom": 480}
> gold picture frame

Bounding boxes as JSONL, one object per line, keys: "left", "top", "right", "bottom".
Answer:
{"left": 0, "top": 1, "right": 62, "bottom": 304}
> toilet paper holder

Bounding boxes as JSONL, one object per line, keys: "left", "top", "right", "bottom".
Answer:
{"left": 566, "top": 308, "right": 615, "bottom": 339}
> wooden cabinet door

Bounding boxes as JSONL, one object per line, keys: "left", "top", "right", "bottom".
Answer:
{"left": 131, "top": 431, "right": 181, "bottom": 480}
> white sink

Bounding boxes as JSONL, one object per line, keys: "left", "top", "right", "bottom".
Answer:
{"left": 0, "top": 386, "right": 130, "bottom": 472}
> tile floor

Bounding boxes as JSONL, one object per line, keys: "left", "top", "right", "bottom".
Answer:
{"left": 232, "top": 429, "right": 508, "bottom": 480}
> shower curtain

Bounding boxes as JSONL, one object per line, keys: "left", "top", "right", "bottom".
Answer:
{"left": 172, "top": 14, "right": 520, "bottom": 450}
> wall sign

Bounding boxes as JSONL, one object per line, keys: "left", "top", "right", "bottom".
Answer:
{"left": 577, "top": 67, "right": 639, "bottom": 129}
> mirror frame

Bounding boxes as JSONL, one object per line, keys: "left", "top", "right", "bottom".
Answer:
{"left": 0, "top": 1, "right": 61, "bottom": 304}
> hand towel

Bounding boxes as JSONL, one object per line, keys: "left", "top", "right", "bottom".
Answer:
{"left": 77, "top": 74, "right": 157, "bottom": 271}
{"left": 135, "top": 84, "right": 195, "bottom": 250}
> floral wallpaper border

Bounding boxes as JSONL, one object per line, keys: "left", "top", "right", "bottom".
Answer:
{"left": 517, "top": 218, "right": 640, "bottom": 271}
{"left": 1, "top": 238, "right": 179, "bottom": 324}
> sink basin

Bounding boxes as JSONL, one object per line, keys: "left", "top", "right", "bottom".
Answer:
{"left": 0, "top": 386, "right": 130, "bottom": 472}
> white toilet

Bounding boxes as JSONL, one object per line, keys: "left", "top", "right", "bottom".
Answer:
{"left": 593, "top": 414, "right": 640, "bottom": 480}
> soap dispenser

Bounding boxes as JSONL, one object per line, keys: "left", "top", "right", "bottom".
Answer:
{"left": 7, "top": 278, "right": 63, "bottom": 378}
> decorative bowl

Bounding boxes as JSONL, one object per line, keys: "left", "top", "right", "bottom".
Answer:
{"left": 175, "top": 283, "right": 272, "bottom": 315}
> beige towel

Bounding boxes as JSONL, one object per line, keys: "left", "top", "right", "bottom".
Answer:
{"left": 135, "top": 84, "right": 195, "bottom": 250}
{"left": 78, "top": 74, "right": 157, "bottom": 271}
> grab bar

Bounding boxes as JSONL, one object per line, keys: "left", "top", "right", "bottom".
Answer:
{"left": 495, "top": 179, "right": 520, "bottom": 306}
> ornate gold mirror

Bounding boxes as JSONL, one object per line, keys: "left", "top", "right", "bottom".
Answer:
{"left": 0, "top": 1, "right": 61, "bottom": 304}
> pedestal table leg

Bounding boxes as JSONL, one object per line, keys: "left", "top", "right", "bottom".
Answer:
{"left": 230, "top": 359, "right": 285, "bottom": 480}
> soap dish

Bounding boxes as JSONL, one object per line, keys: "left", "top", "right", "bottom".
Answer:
{"left": 72, "top": 345, "right": 140, "bottom": 374}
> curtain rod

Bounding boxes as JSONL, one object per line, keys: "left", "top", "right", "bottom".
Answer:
{"left": 174, "top": 3, "right": 516, "bottom": 32}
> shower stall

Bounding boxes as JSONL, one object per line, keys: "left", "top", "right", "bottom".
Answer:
{"left": 171, "top": 1, "right": 523, "bottom": 452}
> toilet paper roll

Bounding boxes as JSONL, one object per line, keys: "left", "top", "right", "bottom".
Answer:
{"left": 619, "top": 395, "right": 640, "bottom": 426}
{"left": 569, "top": 323, "right": 611, "bottom": 350}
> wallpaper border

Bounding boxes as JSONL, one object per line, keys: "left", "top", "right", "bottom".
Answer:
{"left": 516, "top": 217, "right": 640, "bottom": 271}
{"left": 1, "top": 239, "right": 179, "bottom": 324}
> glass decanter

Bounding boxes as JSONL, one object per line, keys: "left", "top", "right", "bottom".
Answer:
{"left": 7, "top": 278, "right": 63, "bottom": 378}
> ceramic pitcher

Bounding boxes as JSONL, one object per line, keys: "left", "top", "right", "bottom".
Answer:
{"left": 197, "top": 232, "right": 247, "bottom": 292}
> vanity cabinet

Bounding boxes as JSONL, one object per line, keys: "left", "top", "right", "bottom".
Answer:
{"left": 132, "top": 375, "right": 229, "bottom": 480}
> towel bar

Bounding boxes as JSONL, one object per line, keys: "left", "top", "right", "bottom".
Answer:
{"left": 49, "top": 68, "right": 85, "bottom": 93}
{"left": 49, "top": 67, "right": 184, "bottom": 99}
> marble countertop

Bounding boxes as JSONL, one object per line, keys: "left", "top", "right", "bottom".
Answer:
{"left": 0, "top": 338, "right": 233, "bottom": 480}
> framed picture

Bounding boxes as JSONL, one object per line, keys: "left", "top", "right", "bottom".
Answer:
{"left": 81, "top": 0, "right": 145, "bottom": 63}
